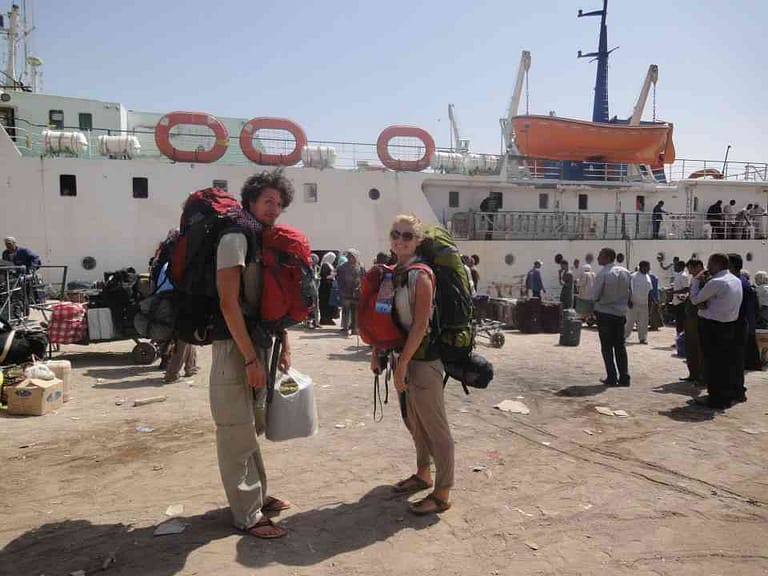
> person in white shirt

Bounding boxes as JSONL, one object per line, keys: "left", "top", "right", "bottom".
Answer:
{"left": 590, "top": 248, "right": 632, "bottom": 387}
{"left": 669, "top": 260, "right": 691, "bottom": 334}
{"left": 625, "top": 261, "right": 653, "bottom": 344}
{"left": 723, "top": 199, "right": 736, "bottom": 239}
{"left": 689, "top": 253, "right": 744, "bottom": 409}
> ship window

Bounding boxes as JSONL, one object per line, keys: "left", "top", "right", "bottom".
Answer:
{"left": 212, "top": 179, "right": 228, "bottom": 191}
{"left": 132, "top": 177, "right": 149, "bottom": 199}
{"left": 78, "top": 113, "right": 93, "bottom": 131}
{"left": 449, "top": 191, "right": 459, "bottom": 208}
{"left": 59, "top": 174, "right": 77, "bottom": 197}
{"left": 578, "top": 194, "right": 588, "bottom": 210}
{"left": 538, "top": 193, "right": 549, "bottom": 210}
{"left": 693, "top": 197, "right": 699, "bottom": 211}
{"left": 368, "top": 188, "right": 381, "bottom": 201}
{"left": 49, "top": 110, "right": 64, "bottom": 130}
{"left": 635, "top": 195, "right": 645, "bottom": 211}
{"left": 304, "top": 183, "right": 318, "bottom": 203}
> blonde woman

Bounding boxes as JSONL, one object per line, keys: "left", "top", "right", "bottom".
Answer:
{"left": 371, "top": 214, "right": 454, "bottom": 515}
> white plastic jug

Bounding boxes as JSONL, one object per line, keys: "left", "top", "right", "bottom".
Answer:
{"left": 44, "top": 360, "right": 73, "bottom": 402}
{"left": 266, "top": 368, "right": 318, "bottom": 442}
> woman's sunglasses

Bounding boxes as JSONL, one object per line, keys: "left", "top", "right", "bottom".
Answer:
{"left": 390, "top": 230, "right": 415, "bottom": 241}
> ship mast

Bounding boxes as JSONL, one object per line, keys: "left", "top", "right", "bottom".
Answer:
{"left": 1, "top": 1, "right": 40, "bottom": 92}
{"left": 577, "top": 0, "right": 615, "bottom": 123}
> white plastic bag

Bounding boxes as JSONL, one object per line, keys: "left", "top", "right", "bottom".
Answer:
{"left": 24, "top": 363, "right": 55, "bottom": 381}
{"left": 266, "top": 367, "right": 318, "bottom": 442}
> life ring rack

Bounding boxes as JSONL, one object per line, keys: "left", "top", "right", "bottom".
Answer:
{"left": 376, "top": 125, "right": 435, "bottom": 172}
{"left": 239, "top": 117, "right": 307, "bottom": 166}
{"left": 688, "top": 168, "right": 723, "bottom": 180}
{"left": 155, "top": 111, "right": 230, "bottom": 163}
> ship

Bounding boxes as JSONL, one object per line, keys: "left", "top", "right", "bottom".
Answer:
{"left": 0, "top": 0, "right": 766, "bottom": 300}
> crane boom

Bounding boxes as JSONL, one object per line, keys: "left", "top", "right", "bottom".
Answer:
{"left": 502, "top": 50, "right": 531, "bottom": 145}
{"left": 448, "top": 103, "right": 469, "bottom": 153}
{"left": 629, "top": 64, "right": 658, "bottom": 125}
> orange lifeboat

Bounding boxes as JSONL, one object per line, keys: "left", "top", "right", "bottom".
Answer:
{"left": 688, "top": 168, "right": 723, "bottom": 180}
{"left": 239, "top": 118, "right": 307, "bottom": 166}
{"left": 155, "top": 112, "right": 229, "bottom": 163}
{"left": 376, "top": 125, "right": 435, "bottom": 171}
{"left": 512, "top": 115, "right": 676, "bottom": 164}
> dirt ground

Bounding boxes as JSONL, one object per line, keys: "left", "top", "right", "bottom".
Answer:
{"left": 1, "top": 325, "right": 767, "bottom": 576}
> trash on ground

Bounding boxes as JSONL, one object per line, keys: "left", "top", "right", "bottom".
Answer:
{"left": 494, "top": 400, "right": 530, "bottom": 415}
{"left": 334, "top": 423, "right": 346, "bottom": 429}
{"left": 582, "top": 429, "right": 594, "bottom": 435}
{"left": 473, "top": 465, "right": 487, "bottom": 472}
{"left": 740, "top": 427, "right": 767, "bottom": 435}
{"left": 153, "top": 518, "right": 188, "bottom": 536}
{"left": 135, "top": 425, "right": 155, "bottom": 433}
{"left": 595, "top": 406, "right": 629, "bottom": 417}
{"left": 525, "top": 541, "right": 540, "bottom": 550}
{"left": 70, "top": 570, "right": 86, "bottom": 576}
{"left": 133, "top": 395, "right": 167, "bottom": 407}
{"left": 165, "top": 504, "right": 184, "bottom": 516}
{"left": 115, "top": 398, "right": 125, "bottom": 406}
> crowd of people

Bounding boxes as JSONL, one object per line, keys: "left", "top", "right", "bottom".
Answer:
{"left": 706, "top": 199, "right": 767, "bottom": 240}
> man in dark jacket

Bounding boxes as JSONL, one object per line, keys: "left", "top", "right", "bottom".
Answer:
{"left": 2, "top": 237, "right": 41, "bottom": 272}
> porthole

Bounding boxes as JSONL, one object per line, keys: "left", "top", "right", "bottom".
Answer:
{"left": 504, "top": 254, "right": 515, "bottom": 266}
{"left": 82, "top": 256, "right": 97, "bottom": 270}
{"left": 746, "top": 252, "right": 753, "bottom": 262}
{"left": 368, "top": 188, "right": 381, "bottom": 201}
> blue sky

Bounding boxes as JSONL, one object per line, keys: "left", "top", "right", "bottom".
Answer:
{"left": 30, "top": 0, "right": 767, "bottom": 162}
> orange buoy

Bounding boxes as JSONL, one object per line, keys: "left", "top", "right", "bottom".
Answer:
{"left": 239, "top": 118, "right": 307, "bottom": 166}
{"left": 376, "top": 125, "right": 435, "bottom": 171}
{"left": 688, "top": 168, "right": 723, "bottom": 180}
{"left": 155, "top": 112, "right": 229, "bottom": 163}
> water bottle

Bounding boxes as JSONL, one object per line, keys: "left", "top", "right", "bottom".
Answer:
{"left": 375, "top": 272, "right": 394, "bottom": 314}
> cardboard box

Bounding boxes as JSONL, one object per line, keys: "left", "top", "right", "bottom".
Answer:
{"left": 7, "top": 378, "right": 63, "bottom": 416}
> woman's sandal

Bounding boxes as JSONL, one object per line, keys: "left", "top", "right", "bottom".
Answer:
{"left": 392, "top": 474, "right": 433, "bottom": 494}
{"left": 409, "top": 493, "right": 451, "bottom": 515}
{"left": 245, "top": 517, "right": 287, "bottom": 539}
{"left": 262, "top": 496, "right": 292, "bottom": 515}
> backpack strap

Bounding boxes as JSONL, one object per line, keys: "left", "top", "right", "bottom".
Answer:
{"left": 266, "top": 335, "right": 282, "bottom": 404}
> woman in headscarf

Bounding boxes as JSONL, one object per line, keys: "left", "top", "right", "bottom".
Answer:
{"left": 319, "top": 252, "right": 337, "bottom": 325}
{"left": 754, "top": 271, "right": 768, "bottom": 328}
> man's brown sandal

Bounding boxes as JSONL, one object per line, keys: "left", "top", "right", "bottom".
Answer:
{"left": 409, "top": 493, "right": 451, "bottom": 515}
{"left": 246, "top": 517, "right": 287, "bottom": 539}
{"left": 393, "top": 474, "right": 433, "bottom": 494}
{"left": 262, "top": 496, "right": 292, "bottom": 515}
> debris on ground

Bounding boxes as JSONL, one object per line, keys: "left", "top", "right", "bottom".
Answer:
{"left": 525, "top": 541, "right": 540, "bottom": 550}
{"left": 153, "top": 518, "right": 188, "bottom": 536}
{"left": 473, "top": 465, "right": 487, "bottom": 472}
{"left": 494, "top": 400, "right": 530, "bottom": 415}
{"left": 595, "top": 406, "right": 630, "bottom": 417}
{"left": 335, "top": 423, "right": 346, "bottom": 429}
{"left": 582, "top": 429, "right": 594, "bottom": 435}
{"left": 165, "top": 504, "right": 184, "bottom": 517}
{"left": 135, "top": 425, "right": 155, "bottom": 433}
{"left": 133, "top": 396, "right": 167, "bottom": 407}
{"left": 740, "top": 427, "right": 767, "bottom": 435}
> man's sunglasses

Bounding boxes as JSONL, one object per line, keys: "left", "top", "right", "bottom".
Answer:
{"left": 390, "top": 230, "right": 415, "bottom": 241}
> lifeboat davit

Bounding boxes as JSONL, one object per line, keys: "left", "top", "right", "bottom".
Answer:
{"left": 239, "top": 118, "right": 307, "bottom": 166}
{"left": 512, "top": 115, "right": 676, "bottom": 165}
{"left": 155, "top": 112, "right": 229, "bottom": 163}
{"left": 376, "top": 125, "right": 435, "bottom": 171}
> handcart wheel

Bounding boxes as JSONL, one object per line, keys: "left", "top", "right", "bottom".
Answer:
{"left": 132, "top": 342, "right": 157, "bottom": 365}
{"left": 491, "top": 331, "right": 506, "bottom": 348}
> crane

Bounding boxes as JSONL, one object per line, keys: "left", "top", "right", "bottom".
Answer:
{"left": 500, "top": 50, "right": 531, "bottom": 150}
{"left": 448, "top": 103, "right": 470, "bottom": 153}
{"left": 629, "top": 64, "right": 658, "bottom": 125}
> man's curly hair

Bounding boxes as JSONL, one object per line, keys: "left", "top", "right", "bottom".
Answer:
{"left": 241, "top": 169, "right": 295, "bottom": 209}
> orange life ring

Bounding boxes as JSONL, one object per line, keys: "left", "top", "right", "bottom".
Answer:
{"left": 688, "top": 168, "right": 723, "bottom": 180}
{"left": 155, "top": 112, "right": 229, "bottom": 163}
{"left": 239, "top": 117, "right": 307, "bottom": 166}
{"left": 376, "top": 125, "right": 435, "bottom": 171}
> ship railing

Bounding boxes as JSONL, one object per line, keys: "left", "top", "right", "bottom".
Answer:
{"left": 451, "top": 210, "right": 768, "bottom": 241}
{"left": 505, "top": 156, "right": 651, "bottom": 183}
{"left": 664, "top": 159, "right": 768, "bottom": 182}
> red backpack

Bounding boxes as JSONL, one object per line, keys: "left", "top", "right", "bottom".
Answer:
{"left": 260, "top": 224, "right": 314, "bottom": 333}
{"left": 357, "top": 263, "right": 434, "bottom": 351}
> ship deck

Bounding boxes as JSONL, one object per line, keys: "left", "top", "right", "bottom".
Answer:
{"left": 2, "top": 325, "right": 767, "bottom": 575}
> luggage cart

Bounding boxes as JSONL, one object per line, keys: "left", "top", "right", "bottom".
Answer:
{"left": 472, "top": 294, "right": 506, "bottom": 348}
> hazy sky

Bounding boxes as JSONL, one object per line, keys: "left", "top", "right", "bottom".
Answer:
{"left": 27, "top": 0, "right": 768, "bottom": 162}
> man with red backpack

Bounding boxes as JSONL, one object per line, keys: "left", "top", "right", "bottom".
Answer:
{"left": 211, "top": 170, "right": 295, "bottom": 539}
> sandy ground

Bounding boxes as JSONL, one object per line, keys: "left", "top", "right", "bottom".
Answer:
{"left": 1, "top": 325, "right": 768, "bottom": 576}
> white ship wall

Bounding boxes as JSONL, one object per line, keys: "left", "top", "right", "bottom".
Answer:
{"left": 4, "top": 92, "right": 125, "bottom": 132}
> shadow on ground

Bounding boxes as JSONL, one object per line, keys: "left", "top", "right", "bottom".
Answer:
{"left": 1, "top": 485, "right": 437, "bottom": 574}
{"left": 555, "top": 384, "right": 607, "bottom": 398}
{"left": 652, "top": 380, "right": 703, "bottom": 398}
{"left": 658, "top": 401, "right": 716, "bottom": 422}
